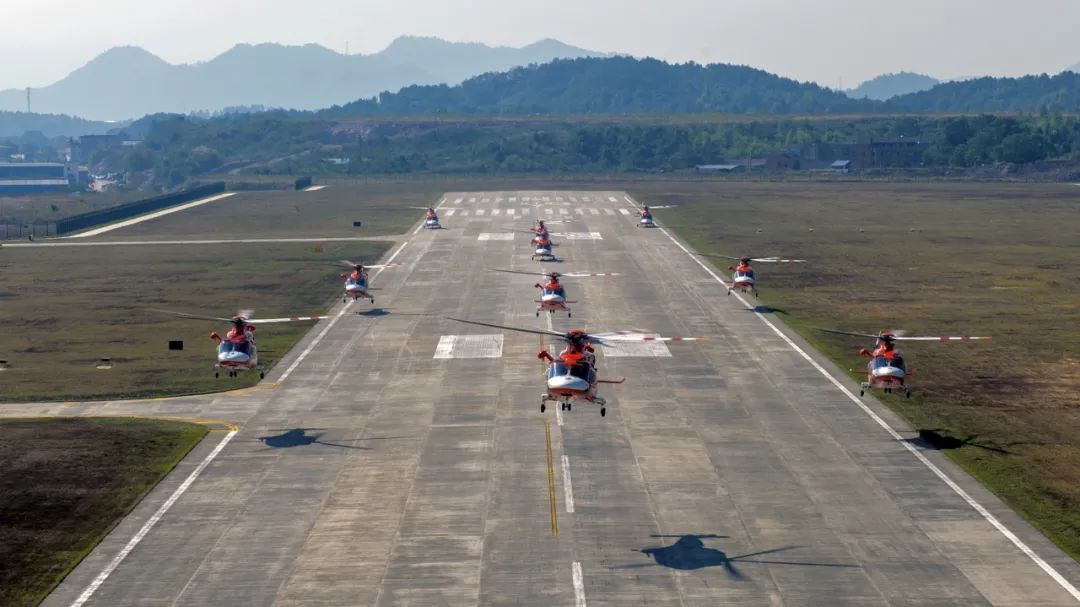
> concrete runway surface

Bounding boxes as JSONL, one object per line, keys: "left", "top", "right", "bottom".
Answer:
{"left": 6, "top": 191, "right": 1080, "bottom": 606}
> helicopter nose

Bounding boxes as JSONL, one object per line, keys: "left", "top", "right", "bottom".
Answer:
{"left": 548, "top": 375, "right": 589, "bottom": 392}
{"left": 219, "top": 351, "right": 250, "bottom": 364}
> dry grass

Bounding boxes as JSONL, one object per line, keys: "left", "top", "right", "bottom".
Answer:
{"left": 0, "top": 417, "right": 207, "bottom": 607}
{"left": 628, "top": 180, "right": 1080, "bottom": 559}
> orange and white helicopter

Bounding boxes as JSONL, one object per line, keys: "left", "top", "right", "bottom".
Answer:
{"left": 337, "top": 259, "right": 390, "bottom": 303}
{"left": 158, "top": 309, "right": 327, "bottom": 379}
{"left": 698, "top": 254, "right": 806, "bottom": 296}
{"left": 409, "top": 206, "right": 443, "bottom": 229}
{"left": 818, "top": 328, "right": 991, "bottom": 398}
{"left": 531, "top": 233, "right": 558, "bottom": 261}
{"left": 635, "top": 204, "right": 675, "bottom": 228}
{"left": 447, "top": 318, "right": 700, "bottom": 417}
{"left": 489, "top": 268, "right": 622, "bottom": 317}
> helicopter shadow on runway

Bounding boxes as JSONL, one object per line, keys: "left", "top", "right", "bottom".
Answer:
{"left": 610, "top": 534, "right": 859, "bottom": 580}
{"left": 745, "top": 305, "right": 788, "bottom": 315}
{"left": 256, "top": 428, "right": 408, "bottom": 451}
{"left": 907, "top": 429, "right": 1014, "bottom": 455}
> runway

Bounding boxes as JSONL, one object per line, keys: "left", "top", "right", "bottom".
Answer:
{"left": 7, "top": 190, "right": 1080, "bottom": 606}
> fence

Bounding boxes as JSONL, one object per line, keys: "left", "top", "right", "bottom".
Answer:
{"left": 53, "top": 182, "right": 225, "bottom": 236}
{"left": 0, "top": 221, "right": 55, "bottom": 240}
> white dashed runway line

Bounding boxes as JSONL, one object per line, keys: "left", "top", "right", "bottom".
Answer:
{"left": 433, "top": 335, "right": 504, "bottom": 359}
{"left": 478, "top": 233, "right": 515, "bottom": 241}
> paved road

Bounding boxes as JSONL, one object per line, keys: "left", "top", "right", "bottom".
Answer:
{"left": 6, "top": 190, "right": 1080, "bottom": 606}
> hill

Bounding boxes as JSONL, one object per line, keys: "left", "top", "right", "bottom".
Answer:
{"left": 885, "top": 72, "right": 1080, "bottom": 112}
{"left": 329, "top": 56, "right": 874, "bottom": 115}
{"left": 0, "top": 37, "right": 608, "bottom": 121}
{"left": 0, "top": 111, "right": 119, "bottom": 138}
{"left": 846, "top": 72, "right": 940, "bottom": 100}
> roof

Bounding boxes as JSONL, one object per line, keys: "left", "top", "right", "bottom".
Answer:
{"left": 0, "top": 162, "right": 66, "bottom": 168}
{"left": 831, "top": 160, "right": 853, "bottom": 168}
{"left": 0, "top": 179, "right": 70, "bottom": 186}
{"left": 696, "top": 164, "right": 743, "bottom": 171}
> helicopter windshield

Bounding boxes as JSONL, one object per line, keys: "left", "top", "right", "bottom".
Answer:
{"left": 547, "top": 362, "right": 593, "bottom": 381}
{"left": 871, "top": 355, "right": 905, "bottom": 371}
{"left": 734, "top": 270, "right": 755, "bottom": 279}
{"left": 543, "top": 287, "right": 564, "bottom": 296}
{"left": 219, "top": 341, "right": 252, "bottom": 355}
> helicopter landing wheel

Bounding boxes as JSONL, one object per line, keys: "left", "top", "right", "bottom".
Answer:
{"left": 566, "top": 402, "right": 572, "bottom": 412}
{"left": 568, "top": 311, "right": 572, "bottom": 318}
{"left": 370, "top": 297, "right": 375, "bottom": 303}
{"left": 214, "top": 371, "right": 219, "bottom": 378}
{"left": 906, "top": 390, "right": 912, "bottom": 398}
{"left": 536, "top": 310, "right": 540, "bottom": 317}
{"left": 260, "top": 371, "right": 265, "bottom": 379}
{"left": 727, "top": 290, "right": 731, "bottom": 296}
{"left": 540, "top": 403, "right": 546, "bottom": 413}
{"left": 859, "top": 389, "right": 864, "bottom": 396}
{"left": 600, "top": 407, "right": 606, "bottom": 417}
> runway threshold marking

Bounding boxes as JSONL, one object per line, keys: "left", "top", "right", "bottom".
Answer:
{"left": 624, "top": 194, "right": 1080, "bottom": 602}
{"left": 545, "top": 421, "right": 559, "bottom": 536}
{"left": 70, "top": 428, "right": 238, "bottom": 607}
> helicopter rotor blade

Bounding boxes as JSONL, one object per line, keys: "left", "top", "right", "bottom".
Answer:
{"left": 153, "top": 309, "right": 234, "bottom": 323}
{"left": 488, "top": 268, "right": 546, "bottom": 277}
{"left": 444, "top": 317, "right": 567, "bottom": 340}
{"left": 695, "top": 253, "right": 742, "bottom": 261}
{"left": 891, "top": 335, "right": 992, "bottom": 341}
{"left": 750, "top": 257, "right": 806, "bottom": 263}
{"left": 246, "top": 315, "right": 329, "bottom": 324}
{"left": 816, "top": 328, "right": 884, "bottom": 340}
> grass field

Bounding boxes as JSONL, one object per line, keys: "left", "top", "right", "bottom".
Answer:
{"left": 0, "top": 417, "right": 207, "bottom": 607}
{"left": 0, "top": 240, "right": 394, "bottom": 401}
{"left": 626, "top": 180, "right": 1080, "bottom": 559}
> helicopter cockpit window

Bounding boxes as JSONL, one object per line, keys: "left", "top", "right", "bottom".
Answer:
{"left": 570, "top": 363, "right": 593, "bottom": 381}
{"left": 543, "top": 287, "right": 564, "bottom": 296}
{"left": 735, "top": 270, "right": 754, "bottom": 279}
{"left": 872, "top": 356, "right": 905, "bottom": 371}
{"left": 219, "top": 341, "right": 251, "bottom": 355}
{"left": 548, "top": 363, "right": 569, "bottom": 378}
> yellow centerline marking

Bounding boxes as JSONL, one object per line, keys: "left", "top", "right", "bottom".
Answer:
{"left": 545, "top": 420, "right": 558, "bottom": 536}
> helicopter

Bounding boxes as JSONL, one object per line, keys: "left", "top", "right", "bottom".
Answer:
{"left": 531, "top": 233, "right": 558, "bottom": 261}
{"left": 489, "top": 268, "right": 622, "bottom": 317}
{"left": 697, "top": 254, "right": 806, "bottom": 296}
{"left": 157, "top": 309, "right": 327, "bottom": 378}
{"left": 337, "top": 260, "right": 390, "bottom": 303}
{"left": 410, "top": 206, "right": 442, "bottom": 229}
{"left": 446, "top": 318, "right": 700, "bottom": 417}
{"left": 818, "top": 328, "right": 991, "bottom": 397}
{"left": 635, "top": 204, "right": 675, "bottom": 228}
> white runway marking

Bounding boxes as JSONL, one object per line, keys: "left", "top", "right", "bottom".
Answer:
{"left": 572, "top": 562, "right": 586, "bottom": 607}
{"left": 555, "top": 196, "right": 564, "bottom": 201}
{"left": 623, "top": 195, "right": 1080, "bottom": 602}
{"left": 581, "top": 196, "right": 592, "bottom": 202}
{"left": 553, "top": 232, "right": 603, "bottom": 240}
{"left": 619, "top": 208, "right": 631, "bottom": 215}
{"left": 507, "top": 208, "right": 516, "bottom": 216}
{"left": 569, "top": 196, "right": 577, "bottom": 202}
{"left": 445, "top": 209, "right": 457, "bottom": 216}
{"left": 454, "top": 197, "right": 463, "bottom": 204}
{"left": 603, "top": 208, "right": 615, "bottom": 215}
{"left": 302, "top": 185, "right": 326, "bottom": 191}
{"left": 561, "top": 455, "right": 575, "bottom": 513}
{"left": 478, "top": 233, "right": 514, "bottom": 241}
{"left": 433, "top": 334, "right": 504, "bottom": 359}
{"left": 575, "top": 208, "right": 584, "bottom": 215}
{"left": 491, "top": 208, "right": 501, "bottom": 215}
{"left": 469, "top": 197, "right": 477, "bottom": 203}
{"left": 559, "top": 208, "right": 569, "bottom": 215}
{"left": 476, "top": 209, "right": 486, "bottom": 216}
{"left": 495, "top": 197, "right": 503, "bottom": 203}
{"left": 555, "top": 407, "right": 564, "bottom": 426}
{"left": 544, "top": 208, "right": 554, "bottom": 215}
{"left": 67, "top": 193, "right": 236, "bottom": 238}
{"left": 523, "top": 196, "right": 531, "bottom": 201}
{"left": 589, "top": 208, "right": 600, "bottom": 215}
{"left": 603, "top": 338, "right": 672, "bottom": 357}
{"left": 509, "top": 197, "right": 517, "bottom": 202}
{"left": 70, "top": 429, "right": 238, "bottom": 607}
{"left": 607, "top": 196, "right": 617, "bottom": 202}
{"left": 481, "top": 197, "right": 490, "bottom": 203}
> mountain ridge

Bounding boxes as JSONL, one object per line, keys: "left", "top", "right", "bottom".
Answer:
{"left": 0, "top": 37, "right": 609, "bottom": 121}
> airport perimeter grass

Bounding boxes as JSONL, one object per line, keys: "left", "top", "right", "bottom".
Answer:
{"left": 0, "top": 240, "right": 393, "bottom": 402}
{"left": 0, "top": 417, "right": 207, "bottom": 607}
{"left": 627, "top": 180, "right": 1080, "bottom": 559}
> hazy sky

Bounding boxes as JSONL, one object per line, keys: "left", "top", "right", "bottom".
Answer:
{"left": 3, "top": 0, "right": 1079, "bottom": 90}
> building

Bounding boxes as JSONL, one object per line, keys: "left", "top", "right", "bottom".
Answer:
{"left": 0, "top": 162, "right": 72, "bottom": 194}
{"left": 695, "top": 163, "right": 745, "bottom": 173}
